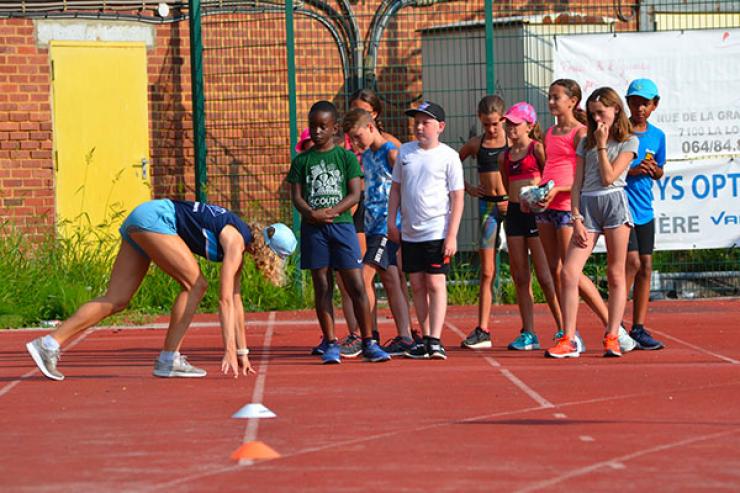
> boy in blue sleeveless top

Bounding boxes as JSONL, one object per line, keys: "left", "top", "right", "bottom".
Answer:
{"left": 26, "top": 199, "right": 297, "bottom": 381}
{"left": 624, "top": 78, "right": 665, "bottom": 350}
{"left": 288, "top": 101, "right": 391, "bottom": 364}
{"left": 343, "top": 107, "right": 413, "bottom": 355}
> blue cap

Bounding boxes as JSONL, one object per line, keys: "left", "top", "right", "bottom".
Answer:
{"left": 263, "top": 223, "right": 297, "bottom": 258}
{"left": 626, "top": 79, "right": 659, "bottom": 100}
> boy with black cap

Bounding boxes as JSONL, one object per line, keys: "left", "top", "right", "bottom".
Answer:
{"left": 624, "top": 78, "right": 665, "bottom": 350}
{"left": 387, "top": 101, "right": 465, "bottom": 359}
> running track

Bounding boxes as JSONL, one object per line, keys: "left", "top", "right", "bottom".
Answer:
{"left": 1, "top": 299, "right": 739, "bottom": 492}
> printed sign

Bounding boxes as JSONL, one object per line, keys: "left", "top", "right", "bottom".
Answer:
{"left": 554, "top": 29, "right": 740, "bottom": 161}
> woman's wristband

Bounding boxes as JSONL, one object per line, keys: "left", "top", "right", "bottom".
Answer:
{"left": 236, "top": 348, "right": 250, "bottom": 356}
{"left": 597, "top": 147, "right": 607, "bottom": 151}
{"left": 571, "top": 213, "right": 584, "bottom": 223}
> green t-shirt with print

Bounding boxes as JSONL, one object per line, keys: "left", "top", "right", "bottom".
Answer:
{"left": 287, "top": 146, "right": 363, "bottom": 224}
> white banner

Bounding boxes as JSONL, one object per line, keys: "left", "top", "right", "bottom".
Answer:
{"left": 652, "top": 157, "right": 740, "bottom": 250}
{"left": 554, "top": 29, "right": 740, "bottom": 161}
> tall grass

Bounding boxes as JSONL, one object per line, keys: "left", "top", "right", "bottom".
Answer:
{"left": 0, "top": 220, "right": 312, "bottom": 329}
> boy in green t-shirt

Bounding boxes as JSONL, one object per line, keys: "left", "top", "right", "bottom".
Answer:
{"left": 287, "top": 101, "right": 390, "bottom": 364}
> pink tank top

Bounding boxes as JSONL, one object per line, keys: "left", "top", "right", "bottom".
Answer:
{"left": 502, "top": 141, "right": 541, "bottom": 182}
{"left": 541, "top": 126, "right": 584, "bottom": 211}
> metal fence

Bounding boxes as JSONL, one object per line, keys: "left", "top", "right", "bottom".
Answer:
{"left": 194, "top": 0, "right": 739, "bottom": 298}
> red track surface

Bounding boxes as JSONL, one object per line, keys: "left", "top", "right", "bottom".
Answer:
{"left": 1, "top": 299, "right": 739, "bottom": 492}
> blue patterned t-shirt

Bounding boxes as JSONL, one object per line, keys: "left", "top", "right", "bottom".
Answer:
{"left": 362, "top": 141, "right": 400, "bottom": 235}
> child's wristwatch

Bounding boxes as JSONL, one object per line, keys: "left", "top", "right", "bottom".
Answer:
{"left": 571, "top": 213, "right": 584, "bottom": 223}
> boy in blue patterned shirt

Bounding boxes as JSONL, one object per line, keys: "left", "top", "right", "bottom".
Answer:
{"left": 343, "top": 108, "right": 413, "bottom": 355}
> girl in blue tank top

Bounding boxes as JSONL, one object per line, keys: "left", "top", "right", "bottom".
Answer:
{"left": 26, "top": 199, "right": 296, "bottom": 382}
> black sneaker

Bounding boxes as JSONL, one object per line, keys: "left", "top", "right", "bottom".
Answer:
{"left": 410, "top": 329, "right": 424, "bottom": 344}
{"left": 339, "top": 334, "right": 363, "bottom": 358}
{"left": 461, "top": 327, "right": 492, "bottom": 349}
{"left": 381, "top": 336, "right": 415, "bottom": 356}
{"left": 404, "top": 341, "right": 429, "bottom": 359}
{"left": 372, "top": 329, "right": 381, "bottom": 342}
{"left": 630, "top": 326, "right": 664, "bottom": 350}
{"left": 428, "top": 340, "right": 448, "bottom": 360}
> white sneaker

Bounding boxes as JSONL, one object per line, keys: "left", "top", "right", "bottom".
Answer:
{"left": 574, "top": 331, "right": 586, "bottom": 353}
{"left": 153, "top": 355, "right": 207, "bottom": 378}
{"left": 617, "top": 325, "right": 637, "bottom": 353}
{"left": 26, "top": 337, "right": 64, "bottom": 381}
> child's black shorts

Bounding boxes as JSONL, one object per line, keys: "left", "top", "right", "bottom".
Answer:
{"left": 628, "top": 219, "right": 655, "bottom": 255}
{"left": 401, "top": 239, "right": 449, "bottom": 275}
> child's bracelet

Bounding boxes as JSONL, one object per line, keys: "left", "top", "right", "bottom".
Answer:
{"left": 236, "top": 348, "right": 250, "bottom": 356}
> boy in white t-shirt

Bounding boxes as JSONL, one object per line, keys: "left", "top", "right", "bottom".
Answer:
{"left": 387, "top": 101, "right": 465, "bottom": 359}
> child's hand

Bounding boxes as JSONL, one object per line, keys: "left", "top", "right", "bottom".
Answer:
{"left": 387, "top": 223, "right": 400, "bottom": 244}
{"left": 238, "top": 354, "right": 256, "bottom": 376}
{"left": 538, "top": 188, "right": 556, "bottom": 209}
{"left": 497, "top": 200, "right": 508, "bottom": 216}
{"left": 572, "top": 221, "right": 589, "bottom": 248}
{"left": 221, "top": 350, "right": 239, "bottom": 378}
{"left": 519, "top": 200, "right": 531, "bottom": 213}
{"left": 595, "top": 122, "right": 609, "bottom": 148}
{"left": 443, "top": 236, "right": 457, "bottom": 258}
{"left": 464, "top": 183, "right": 480, "bottom": 197}
{"left": 309, "top": 208, "right": 337, "bottom": 224}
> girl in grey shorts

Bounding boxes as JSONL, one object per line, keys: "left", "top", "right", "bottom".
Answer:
{"left": 545, "top": 87, "right": 639, "bottom": 359}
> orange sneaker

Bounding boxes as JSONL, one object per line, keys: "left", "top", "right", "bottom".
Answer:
{"left": 545, "top": 337, "right": 579, "bottom": 359}
{"left": 603, "top": 334, "right": 622, "bottom": 357}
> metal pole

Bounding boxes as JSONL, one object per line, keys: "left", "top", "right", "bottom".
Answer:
{"left": 189, "top": 0, "right": 207, "bottom": 202}
{"left": 484, "top": 0, "right": 495, "bottom": 94}
{"left": 286, "top": 0, "right": 302, "bottom": 288}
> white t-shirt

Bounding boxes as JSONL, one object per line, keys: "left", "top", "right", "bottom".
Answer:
{"left": 392, "top": 141, "right": 465, "bottom": 242}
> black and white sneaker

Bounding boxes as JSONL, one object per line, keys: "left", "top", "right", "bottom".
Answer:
{"left": 404, "top": 341, "right": 429, "bottom": 359}
{"left": 461, "top": 327, "right": 492, "bottom": 349}
{"left": 428, "top": 340, "right": 448, "bottom": 360}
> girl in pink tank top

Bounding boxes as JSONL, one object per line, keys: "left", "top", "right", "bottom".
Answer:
{"left": 527, "top": 80, "right": 611, "bottom": 354}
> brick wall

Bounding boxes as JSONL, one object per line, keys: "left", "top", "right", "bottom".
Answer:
{"left": 0, "top": 18, "right": 53, "bottom": 241}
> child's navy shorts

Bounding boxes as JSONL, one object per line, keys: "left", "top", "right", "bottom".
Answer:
{"left": 300, "top": 222, "right": 363, "bottom": 270}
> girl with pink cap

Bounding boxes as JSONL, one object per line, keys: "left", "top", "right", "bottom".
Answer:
{"left": 499, "top": 102, "right": 563, "bottom": 348}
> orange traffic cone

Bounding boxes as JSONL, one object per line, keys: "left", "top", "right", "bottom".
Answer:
{"left": 230, "top": 441, "right": 281, "bottom": 462}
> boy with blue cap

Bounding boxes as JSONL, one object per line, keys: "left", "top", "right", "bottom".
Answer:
{"left": 624, "top": 78, "right": 665, "bottom": 350}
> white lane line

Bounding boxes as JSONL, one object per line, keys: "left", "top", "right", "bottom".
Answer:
{"left": 579, "top": 435, "right": 595, "bottom": 442}
{"left": 239, "top": 311, "right": 276, "bottom": 466}
{"left": 649, "top": 329, "right": 740, "bottom": 365}
{"left": 515, "top": 427, "right": 740, "bottom": 493}
{"left": 553, "top": 413, "right": 568, "bottom": 419}
{"left": 0, "top": 328, "right": 94, "bottom": 399}
{"left": 446, "top": 321, "right": 554, "bottom": 409}
{"left": 12, "top": 317, "right": 398, "bottom": 332}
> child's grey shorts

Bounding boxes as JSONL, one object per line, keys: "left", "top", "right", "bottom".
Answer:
{"left": 580, "top": 188, "right": 633, "bottom": 233}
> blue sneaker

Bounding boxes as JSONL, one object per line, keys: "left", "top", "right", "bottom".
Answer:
{"left": 508, "top": 330, "right": 540, "bottom": 351}
{"left": 321, "top": 342, "right": 341, "bottom": 364}
{"left": 554, "top": 330, "right": 585, "bottom": 353}
{"left": 311, "top": 337, "right": 332, "bottom": 355}
{"left": 362, "top": 341, "right": 391, "bottom": 362}
{"left": 630, "top": 326, "right": 664, "bottom": 350}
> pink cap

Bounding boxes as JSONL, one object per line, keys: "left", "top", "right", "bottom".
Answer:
{"left": 295, "top": 128, "right": 311, "bottom": 153}
{"left": 503, "top": 102, "right": 537, "bottom": 125}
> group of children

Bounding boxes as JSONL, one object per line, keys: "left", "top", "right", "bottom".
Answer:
{"left": 292, "top": 78, "right": 666, "bottom": 364}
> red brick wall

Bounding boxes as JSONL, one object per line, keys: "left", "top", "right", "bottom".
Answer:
{"left": 0, "top": 18, "right": 53, "bottom": 241}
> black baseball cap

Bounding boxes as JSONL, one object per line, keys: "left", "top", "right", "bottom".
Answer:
{"left": 405, "top": 101, "right": 445, "bottom": 122}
